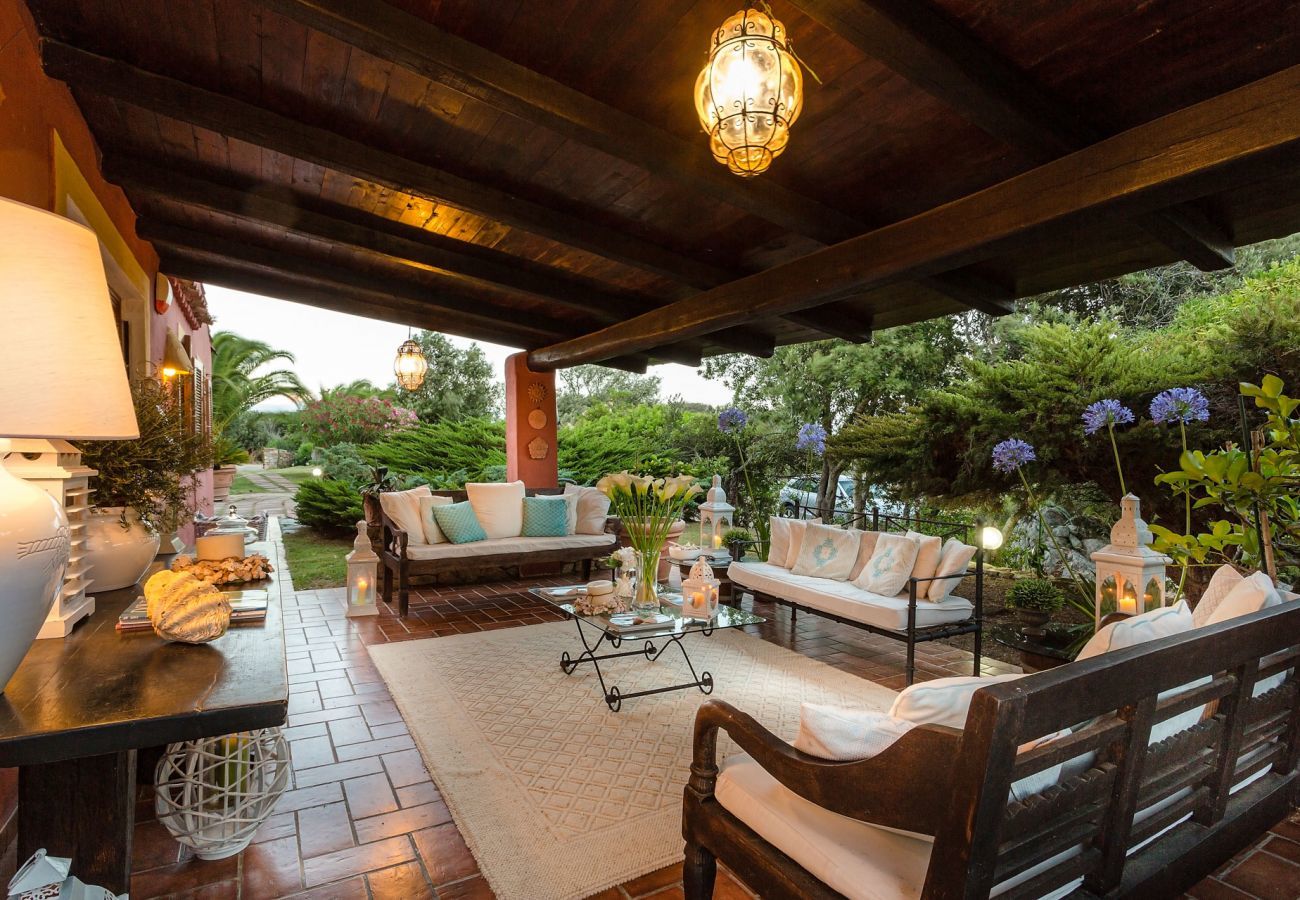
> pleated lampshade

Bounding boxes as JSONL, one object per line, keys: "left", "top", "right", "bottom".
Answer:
{"left": 0, "top": 196, "right": 139, "bottom": 439}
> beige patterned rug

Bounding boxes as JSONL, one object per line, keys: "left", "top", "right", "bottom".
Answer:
{"left": 368, "top": 620, "right": 898, "bottom": 900}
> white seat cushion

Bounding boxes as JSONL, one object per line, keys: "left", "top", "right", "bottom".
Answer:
{"left": 405, "top": 533, "right": 614, "bottom": 561}
{"left": 715, "top": 754, "right": 1080, "bottom": 900}
{"left": 730, "top": 561, "right": 973, "bottom": 631}
{"left": 466, "top": 481, "right": 525, "bottom": 539}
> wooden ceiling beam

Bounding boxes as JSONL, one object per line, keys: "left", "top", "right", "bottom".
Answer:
{"left": 257, "top": 0, "right": 865, "bottom": 247}
{"left": 40, "top": 39, "right": 729, "bottom": 289}
{"left": 106, "top": 155, "right": 766, "bottom": 363}
{"left": 782, "top": 307, "right": 874, "bottom": 343}
{"left": 790, "top": 0, "right": 1234, "bottom": 271}
{"left": 525, "top": 64, "right": 1300, "bottom": 368}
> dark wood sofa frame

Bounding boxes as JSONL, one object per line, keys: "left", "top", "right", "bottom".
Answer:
{"left": 738, "top": 508, "right": 985, "bottom": 685}
{"left": 683, "top": 601, "right": 1300, "bottom": 899}
{"left": 369, "top": 488, "right": 615, "bottom": 617}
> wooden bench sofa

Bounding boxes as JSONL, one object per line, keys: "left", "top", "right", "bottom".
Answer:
{"left": 731, "top": 512, "right": 985, "bottom": 685}
{"left": 369, "top": 487, "right": 616, "bottom": 617}
{"left": 683, "top": 600, "right": 1300, "bottom": 899}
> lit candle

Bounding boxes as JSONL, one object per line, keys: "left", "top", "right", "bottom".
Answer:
{"left": 356, "top": 577, "right": 368, "bottom": 607}
{"left": 688, "top": 590, "right": 707, "bottom": 617}
{"left": 712, "top": 533, "right": 723, "bottom": 549}
{"left": 1118, "top": 580, "right": 1138, "bottom": 615}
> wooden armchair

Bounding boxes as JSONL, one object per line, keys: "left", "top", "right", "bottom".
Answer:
{"left": 684, "top": 601, "right": 1300, "bottom": 899}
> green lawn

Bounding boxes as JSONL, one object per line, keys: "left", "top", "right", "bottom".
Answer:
{"left": 282, "top": 529, "right": 350, "bottom": 589}
{"left": 230, "top": 474, "right": 268, "bottom": 495}
{"left": 276, "top": 465, "right": 320, "bottom": 485}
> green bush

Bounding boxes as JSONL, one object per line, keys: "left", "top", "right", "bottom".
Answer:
{"left": 364, "top": 418, "right": 506, "bottom": 483}
{"left": 318, "top": 443, "right": 371, "bottom": 489}
{"left": 1006, "top": 578, "right": 1066, "bottom": 613}
{"left": 294, "top": 479, "right": 364, "bottom": 534}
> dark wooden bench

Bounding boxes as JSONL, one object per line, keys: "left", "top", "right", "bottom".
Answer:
{"left": 369, "top": 487, "right": 616, "bottom": 617}
{"left": 683, "top": 601, "right": 1300, "bottom": 899}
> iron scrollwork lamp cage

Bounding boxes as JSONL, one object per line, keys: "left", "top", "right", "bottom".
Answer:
{"left": 394, "top": 334, "right": 428, "bottom": 391}
{"left": 694, "top": 2, "right": 804, "bottom": 177}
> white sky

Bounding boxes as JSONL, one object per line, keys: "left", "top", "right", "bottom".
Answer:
{"left": 204, "top": 285, "right": 735, "bottom": 410}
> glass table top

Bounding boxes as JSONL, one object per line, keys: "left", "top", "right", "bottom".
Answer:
{"left": 989, "top": 622, "right": 1093, "bottom": 662}
{"left": 529, "top": 585, "right": 763, "bottom": 640}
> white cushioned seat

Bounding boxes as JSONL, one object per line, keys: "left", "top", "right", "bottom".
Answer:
{"left": 730, "top": 561, "right": 973, "bottom": 631}
{"left": 715, "top": 754, "right": 1080, "bottom": 900}
{"left": 404, "top": 533, "right": 614, "bottom": 561}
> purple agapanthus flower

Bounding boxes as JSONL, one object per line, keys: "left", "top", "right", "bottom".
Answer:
{"left": 1081, "top": 399, "right": 1135, "bottom": 435}
{"left": 992, "top": 438, "right": 1037, "bottom": 474}
{"left": 796, "top": 422, "right": 827, "bottom": 456}
{"left": 718, "top": 407, "right": 748, "bottom": 434}
{"left": 1150, "top": 388, "right": 1210, "bottom": 425}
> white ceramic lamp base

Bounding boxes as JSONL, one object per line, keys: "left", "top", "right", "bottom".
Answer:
{"left": 0, "top": 438, "right": 69, "bottom": 691}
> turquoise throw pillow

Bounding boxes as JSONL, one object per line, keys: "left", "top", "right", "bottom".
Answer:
{"left": 521, "top": 496, "right": 568, "bottom": 537}
{"left": 432, "top": 501, "right": 488, "bottom": 544}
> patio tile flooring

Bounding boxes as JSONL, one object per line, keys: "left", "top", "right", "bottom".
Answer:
{"left": 121, "top": 570, "right": 1299, "bottom": 899}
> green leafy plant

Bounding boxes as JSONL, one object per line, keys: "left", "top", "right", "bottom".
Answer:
{"left": 80, "top": 379, "right": 215, "bottom": 533}
{"left": 1152, "top": 376, "right": 1300, "bottom": 582}
{"left": 211, "top": 332, "right": 309, "bottom": 466}
{"left": 293, "top": 479, "right": 364, "bottom": 534}
{"left": 1006, "top": 578, "right": 1066, "bottom": 613}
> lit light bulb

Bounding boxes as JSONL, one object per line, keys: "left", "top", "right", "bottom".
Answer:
{"left": 161, "top": 366, "right": 177, "bottom": 378}
{"left": 311, "top": 467, "right": 323, "bottom": 478}
{"left": 980, "top": 526, "right": 1004, "bottom": 551}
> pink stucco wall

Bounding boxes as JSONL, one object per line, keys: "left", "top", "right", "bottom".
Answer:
{"left": 151, "top": 300, "right": 214, "bottom": 544}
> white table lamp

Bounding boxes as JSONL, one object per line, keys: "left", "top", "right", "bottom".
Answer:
{"left": 0, "top": 196, "right": 139, "bottom": 692}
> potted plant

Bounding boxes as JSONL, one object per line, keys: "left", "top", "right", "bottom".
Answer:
{"left": 1006, "top": 577, "right": 1065, "bottom": 636}
{"left": 722, "top": 527, "right": 752, "bottom": 561}
{"left": 211, "top": 434, "right": 249, "bottom": 504}
{"left": 79, "top": 379, "right": 215, "bottom": 590}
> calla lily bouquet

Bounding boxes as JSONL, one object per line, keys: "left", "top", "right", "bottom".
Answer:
{"left": 596, "top": 471, "right": 702, "bottom": 558}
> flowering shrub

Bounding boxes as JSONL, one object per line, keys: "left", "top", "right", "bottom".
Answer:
{"left": 299, "top": 394, "right": 418, "bottom": 446}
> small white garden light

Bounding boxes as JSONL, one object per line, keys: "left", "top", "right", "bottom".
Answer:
{"left": 345, "top": 519, "right": 380, "bottom": 618}
{"left": 311, "top": 466, "right": 323, "bottom": 478}
{"left": 980, "top": 525, "right": 1004, "bottom": 551}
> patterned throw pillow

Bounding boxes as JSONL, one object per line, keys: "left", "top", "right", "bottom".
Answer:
{"left": 521, "top": 496, "right": 568, "bottom": 537}
{"left": 790, "top": 524, "right": 860, "bottom": 581}
{"left": 852, "top": 532, "right": 921, "bottom": 596}
{"left": 431, "top": 501, "right": 488, "bottom": 544}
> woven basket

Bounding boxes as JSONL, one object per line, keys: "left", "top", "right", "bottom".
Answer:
{"left": 155, "top": 727, "right": 290, "bottom": 860}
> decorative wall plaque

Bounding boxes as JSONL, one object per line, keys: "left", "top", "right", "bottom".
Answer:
{"left": 527, "top": 437, "right": 549, "bottom": 460}
{"left": 527, "top": 409, "right": 548, "bottom": 429}
{"left": 526, "top": 382, "right": 548, "bottom": 406}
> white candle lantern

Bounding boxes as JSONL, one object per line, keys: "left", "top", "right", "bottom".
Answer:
{"left": 682, "top": 557, "right": 721, "bottom": 620}
{"left": 1090, "top": 495, "right": 1171, "bottom": 625}
{"left": 699, "top": 474, "right": 735, "bottom": 553}
{"left": 345, "top": 519, "right": 380, "bottom": 618}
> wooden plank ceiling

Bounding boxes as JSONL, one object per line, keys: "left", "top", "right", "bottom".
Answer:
{"left": 26, "top": 0, "right": 1300, "bottom": 370}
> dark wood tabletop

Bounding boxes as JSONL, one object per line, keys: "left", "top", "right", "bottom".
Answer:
{"left": 0, "top": 547, "right": 288, "bottom": 767}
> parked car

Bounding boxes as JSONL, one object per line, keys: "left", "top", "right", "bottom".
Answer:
{"left": 778, "top": 476, "right": 905, "bottom": 521}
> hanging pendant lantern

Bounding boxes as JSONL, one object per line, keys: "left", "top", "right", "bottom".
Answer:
{"left": 393, "top": 333, "right": 428, "bottom": 391}
{"left": 694, "top": 3, "right": 803, "bottom": 177}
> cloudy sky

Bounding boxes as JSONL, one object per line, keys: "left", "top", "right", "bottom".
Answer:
{"left": 205, "top": 285, "right": 736, "bottom": 409}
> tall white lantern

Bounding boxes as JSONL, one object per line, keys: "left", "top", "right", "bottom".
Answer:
{"left": 699, "top": 474, "right": 735, "bottom": 552}
{"left": 1090, "top": 494, "right": 1171, "bottom": 625}
{"left": 344, "top": 519, "right": 379, "bottom": 617}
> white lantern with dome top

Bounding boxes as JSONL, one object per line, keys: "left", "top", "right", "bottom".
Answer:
{"left": 698, "top": 475, "right": 735, "bottom": 557}
{"left": 1090, "top": 494, "right": 1171, "bottom": 625}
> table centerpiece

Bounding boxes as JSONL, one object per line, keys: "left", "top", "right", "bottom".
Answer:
{"left": 596, "top": 472, "right": 702, "bottom": 616}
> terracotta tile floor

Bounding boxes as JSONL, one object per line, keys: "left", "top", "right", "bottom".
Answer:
{"left": 122, "top": 568, "right": 1297, "bottom": 899}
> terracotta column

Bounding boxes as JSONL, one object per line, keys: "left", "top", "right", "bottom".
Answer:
{"left": 504, "top": 352, "right": 558, "bottom": 488}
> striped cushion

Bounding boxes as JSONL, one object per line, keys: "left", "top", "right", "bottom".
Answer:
{"left": 521, "top": 496, "right": 568, "bottom": 537}
{"left": 431, "top": 501, "right": 488, "bottom": 544}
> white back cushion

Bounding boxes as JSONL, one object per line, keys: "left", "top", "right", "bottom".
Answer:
{"left": 466, "top": 481, "right": 526, "bottom": 539}
{"left": 791, "top": 703, "right": 915, "bottom": 761}
{"left": 791, "top": 524, "right": 860, "bottom": 581}
{"left": 563, "top": 484, "right": 611, "bottom": 535}
{"left": 853, "top": 532, "right": 920, "bottom": 596}
{"left": 783, "top": 518, "right": 821, "bottom": 568}
{"left": 847, "top": 530, "right": 881, "bottom": 581}
{"left": 890, "top": 673, "right": 1024, "bottom": 730}
{"left": 928, "top": 539, "right": 978, "bottom": 602}
{"left": 767, "top": 516, "right": 793, "bottom": 568}
{"left": 1204, "top": 572, "right": 1286, "bottom": 696}
{"left": 379, "top": 485, "right": 432, "bottom": 544}
{"left": 906, "top": 531, "right": 944, "bottom": 583}
{"left": 1193, "top": 564, "right": 1245, "bottom": 627}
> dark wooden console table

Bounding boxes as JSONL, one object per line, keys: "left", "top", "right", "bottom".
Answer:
{"left": 0, "top": 551, "right": 288, "bottom": 893}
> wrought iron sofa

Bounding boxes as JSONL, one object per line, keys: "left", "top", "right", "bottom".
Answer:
{"left": 730, "top": 509, "right": 984, "bottom": 685}
{"left": 369, "top": 487, "right": 616, "bottom": 616}
{"left": 682, "top": 600, "right": 1300, "bottom": 899}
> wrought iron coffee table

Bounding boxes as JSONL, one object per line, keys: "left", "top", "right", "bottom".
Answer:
{"left": 530, "top": 586, "right": 765, "bottom": 711}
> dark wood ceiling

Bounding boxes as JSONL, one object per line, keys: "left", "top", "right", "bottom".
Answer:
{"left": 25, "top": 0, "right": 1300, "bottom": 370}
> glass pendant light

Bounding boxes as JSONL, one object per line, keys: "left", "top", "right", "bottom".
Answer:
{"left": 393, "top": 330, "right": 428, "bottom": 391}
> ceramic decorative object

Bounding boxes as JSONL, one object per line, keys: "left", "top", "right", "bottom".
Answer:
{"left": 144, "top": 570, "right": 232, "bottom": 644}
{"left": 84, "top": 506, "right": 160, "bottom": 592}
{"left": 7, "top": 848, "right": 124, "bottom": 899}
{"left": 682, "top": 557, "right": 721, "bottom": 619}
{"left": 0, "top": 440, "right": 69, "bottom": 692}
{"left": 527, "top": 409, "right": 548, "bottom": 429}
{"left": 527, "top": 437, "right": 549, "bottom": 459}
{"left": 155, "top": 727, "right": 290, "bottom": 859}
{"left": 211, "top": 465, "right": 237, "bottom": 504}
